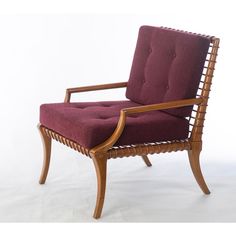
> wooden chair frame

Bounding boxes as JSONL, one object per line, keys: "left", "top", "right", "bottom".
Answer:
{"left": 38, "top": 32, "right": 220, "bottom": 219}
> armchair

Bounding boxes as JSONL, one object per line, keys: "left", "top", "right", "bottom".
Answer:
{"left": 38, "top": 26, "right": 220, "bottom": 219}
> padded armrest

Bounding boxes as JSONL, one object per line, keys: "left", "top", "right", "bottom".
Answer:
{"left": 64, "top": 82, "right": 127, "bottom": 102}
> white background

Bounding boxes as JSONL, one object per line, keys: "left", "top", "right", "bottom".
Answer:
{"left": 0, "top": 0, "right": 236, "bottom": 227}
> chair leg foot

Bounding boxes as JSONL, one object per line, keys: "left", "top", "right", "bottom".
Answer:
{"left": 188, "top": 147, "right": 210, "bottom": 194}
{"left": 141, "top": 155, "right": 152, "bottom": 167}
{"left": 38, "top": 125, "right": 52, "bottom": 185}
{"left": 92, "top": 155, "right": 107, "bottom": 219}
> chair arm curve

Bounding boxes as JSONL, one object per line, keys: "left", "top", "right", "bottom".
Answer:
{"left": 64, "top": 82, "right": 128, "bottom": 102}
{"left": 89, "top": 97, "right": 203, "bottom": 156}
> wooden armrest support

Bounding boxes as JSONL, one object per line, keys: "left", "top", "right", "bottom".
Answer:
{"left": 122, "top": 98, "right": 203, "bottom": 115}
{"left": 90, "top": 97, "right": 203, "bottom": 155}
{"left": 64, "top": 82, "right": 128, "bottom": 102}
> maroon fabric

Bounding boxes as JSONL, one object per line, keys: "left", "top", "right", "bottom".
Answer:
{"left": 126, "top": 26, "right": 210, "bottom": 117}
{"left": 40, "top": 101, "right": 189, "bottom": 149}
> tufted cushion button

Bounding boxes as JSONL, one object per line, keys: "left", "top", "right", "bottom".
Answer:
{"left": 173, "top": 52, "right": 176, "bottom": 58}
{"left": 166, "top": 85, "right": 169, "bottom": 89}
{"left": 149, "top": 48, "right": 152, "bottom": 53}
{"left": 99, "top": 116, "right": 108, "bottom": 119}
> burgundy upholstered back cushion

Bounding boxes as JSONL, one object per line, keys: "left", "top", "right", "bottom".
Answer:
{"left": 126, "top": 26, "right": 210, "bottom": 117}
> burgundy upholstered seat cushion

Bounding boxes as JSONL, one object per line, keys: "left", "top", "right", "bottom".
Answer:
{"left": 126, "top": 26, "right": 210, "bottom": 117}
{"left": 40, "top": 101, "right": 189, "bottom": 149}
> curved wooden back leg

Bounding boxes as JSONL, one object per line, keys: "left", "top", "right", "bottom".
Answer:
{"left": 38, "top": 124, "right": 52, "bottom": 184}
{"left": 92, "top": 155, "right": 107, "bottom": 219}
{"left": 188, "top": 142, "right": 210, "bottom": 194}
{"left": 141, "top": 155, "right": 152, "bottom": 167}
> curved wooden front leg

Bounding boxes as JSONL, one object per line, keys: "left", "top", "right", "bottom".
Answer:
{"left": 188, "top": 143, "right": 210, "bottom": 194}
{"left": 38, "top": 125, "right": 52, "bottom": 184}
{"left": 92, "top": 155, "right": 107, "bottom": 219}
